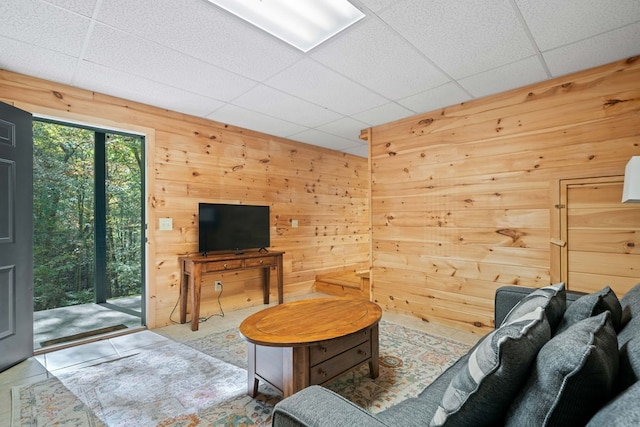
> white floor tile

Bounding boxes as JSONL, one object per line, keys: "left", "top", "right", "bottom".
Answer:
{"left": 43, "top": 339, "right": 118, "bottom": 371}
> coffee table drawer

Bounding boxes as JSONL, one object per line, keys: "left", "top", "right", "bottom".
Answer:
{"left": 310, "top": 341, "right": 371, "bottom": 384}
{"left": 309, "top": 328, "right": 370, "bottom": 366}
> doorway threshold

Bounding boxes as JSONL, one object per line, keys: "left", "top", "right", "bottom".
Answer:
{"left": 34, "top": 296, "right": 143, "bottom": 352}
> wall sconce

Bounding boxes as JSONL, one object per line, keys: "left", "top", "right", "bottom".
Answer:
{"left": 622, "top": 156, "right": 640, "bottom": 203}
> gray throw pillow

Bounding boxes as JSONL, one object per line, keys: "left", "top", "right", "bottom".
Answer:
{"left": 500, "top": 282, "right": 566, "bottom": 331}
{"left": 556, "top": 286, "right": 622, "bottom": 333}
{"left": 505, "top": 312, "right": 619, "bottom": 427}
{"left": 586, "top": 382, "right": 640, "bottom": 427}
{"left": 620, "top": 282, "right": 640, "bottom": 325}
{"left": 430, "top": 307, "right": 550, "bottom": 427}
{"left": 617, "top": 335, "right": 640, "bottom": 391}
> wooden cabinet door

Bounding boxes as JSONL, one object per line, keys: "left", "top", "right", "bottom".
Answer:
{"left": 559, "top": 177, "right": 640, "bottom": 297}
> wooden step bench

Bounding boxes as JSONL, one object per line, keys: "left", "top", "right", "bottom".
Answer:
{"left": 314, "top": 271, "right": 369, "bottom": 300}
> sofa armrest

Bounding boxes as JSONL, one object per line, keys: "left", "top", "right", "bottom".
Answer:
{"left": 494, "top": 285, "right": 586, "bottom": 328}
{"left": 272, "top": 385, "right": 391, "bottom": 427}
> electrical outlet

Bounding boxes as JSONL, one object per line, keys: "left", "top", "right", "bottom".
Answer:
{"left": 215, "top": 280, "right": 223, "bottom": 291}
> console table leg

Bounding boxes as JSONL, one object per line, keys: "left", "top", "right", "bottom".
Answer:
{"left": 179, "top": 262, "right": 188, "bottom": 324}
{"left": 277, "top": 256, "right": 284, "bottom": 304}
{"left": 190, "top": 266, "right": 201, "bottom": 331}
{"left": 263, "top": 267, "right": 270, "bottom": 305}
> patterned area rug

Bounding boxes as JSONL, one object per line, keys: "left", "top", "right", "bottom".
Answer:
{"left": 12, "top": 321, "right": 470, "bottom": 426}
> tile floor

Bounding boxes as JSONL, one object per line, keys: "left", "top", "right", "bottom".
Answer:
{"left": 0, "top": 294, "right": 481, "bottom": 427}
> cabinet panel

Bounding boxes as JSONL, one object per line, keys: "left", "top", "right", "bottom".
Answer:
{"left": 310, "top": 341, "right": 370, "bottom": 384}
{"left": 309, "top": 329, "right": 369, "bottom": 366}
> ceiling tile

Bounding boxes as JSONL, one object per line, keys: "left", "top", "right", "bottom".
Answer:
{"left": 544, "top": 23, "right": 640, "bottom": 77}
{"left": 356, "top": 0, "right": 396, "bottom": 14}
{"left": 316, "top": 117, "right": 369, "bottom": 141}
{"left": 288, "top": 129, "right": 361, "bottom": 151}
{"left": 459, "top": 56, "right": 549, "bottom": 98}
{"left": 380, "top": 0, "right": 536, "bottom": 79}
{"left": 46, "top": 0, "right": 98, "bottom": 17}
{"left": 312, "top": 17, "right": 449, "bottom": 100}
{"left": 94, "top": 0, "right": 303, "bottom": 82}
{"left": 351, "top": 102, "right": 414, "bottom": 126}
{"left": 232, "top": 84, "right": 343, "bottom": 128}
{"left": 0, "top": 37, "right": 78, "bottom": 85}
{"left": 82, "top": 24, "right": 256, "bottom": 102}
{"left": 516, "top": 0, "right": 640, "bottom": 51}
{"left": 0, "top": 0, "right": 89, "bottom": 56}
{"left": 266, "top": 59, "right": 389, "bottom": 115}
{"left": 75, "top": 62, "right": 225, "bottom": 117}
{"left": 397, "top": 82, "right": 471, "bottom": 113}
{"left": 208, "top": 104, "right": 308, "bottom": 138}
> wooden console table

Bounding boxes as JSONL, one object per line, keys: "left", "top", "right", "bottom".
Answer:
{"left": 179, "top": 250, "right": 284, "bottom": 331}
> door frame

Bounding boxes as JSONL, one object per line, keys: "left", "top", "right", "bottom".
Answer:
{"left": 555, "top": 175, "right": 625, "bottom": 288}
{"left": 34, "top": 118, "right": 147, "bottom": 314}
{"left": 31, "top": 109, "right": 157, "bottom": 328}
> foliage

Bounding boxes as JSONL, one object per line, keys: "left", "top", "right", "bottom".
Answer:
{"left": 33, "top": 121, "right": 143, "bottom": 311}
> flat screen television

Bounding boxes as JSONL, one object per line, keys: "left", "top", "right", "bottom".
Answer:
{"left": 198, "top": 203, "right": 270, "bottom": 255}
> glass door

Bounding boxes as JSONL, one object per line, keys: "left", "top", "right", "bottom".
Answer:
{"left": 32, "top": 120, "right": 144, "bottom": 350}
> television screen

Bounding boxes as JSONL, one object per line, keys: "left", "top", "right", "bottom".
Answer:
{"left": 198, "top": 203, "right": 270, "bottom": 255}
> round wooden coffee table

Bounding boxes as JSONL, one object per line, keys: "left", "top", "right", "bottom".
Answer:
{"left": 239, "top": 297, "right": 382, "bottom": 397}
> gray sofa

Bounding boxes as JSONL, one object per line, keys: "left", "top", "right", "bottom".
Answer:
{"left": 272, "top": 282, "right": 640, "bottom": 426}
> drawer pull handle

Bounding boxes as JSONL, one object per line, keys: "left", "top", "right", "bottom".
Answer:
{"left": 223, "top": 263, "right": 228, "bottom": 268}
{"left": 358, "top": 349, "right": 367, "bottom": 356}
{"left": 318, "top": 369, "right": 327, "bottom": 378}
{"left": 318, "top": 346, "right": 328, "bottom": 353}
{"left": 259, "top": 260, "right": 263, "bottom": 264}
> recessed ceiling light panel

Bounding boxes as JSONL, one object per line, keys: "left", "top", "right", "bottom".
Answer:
{"left": 207, "top": 0, "right": 365, "bottom": 52}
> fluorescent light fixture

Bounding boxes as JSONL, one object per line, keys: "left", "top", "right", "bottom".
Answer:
{"left": 207, "top": 0, "right": 365, "bottom": 52}
{"left": 622, "top": 156, "right": 640, "bottom": 203}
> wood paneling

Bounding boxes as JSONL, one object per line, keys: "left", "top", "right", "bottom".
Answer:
{"left": 367, "top": 56, "right": 640, "bottom": 333}
{"left": 0, "top": 70, "right": 369, "bottom": 328}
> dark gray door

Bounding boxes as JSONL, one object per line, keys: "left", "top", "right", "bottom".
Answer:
{"left": 0, "top": 102, "right": 33, "bottom": 372}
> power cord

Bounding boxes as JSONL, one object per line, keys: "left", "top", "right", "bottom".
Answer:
{"left": 168, "top": 283, "right": 225, "bottom": 325}
{"left": 199, "top": 284, "right": 225, "bottom": 323}
{"left": 169, "top": 293, "right": 181, "bottom": 325}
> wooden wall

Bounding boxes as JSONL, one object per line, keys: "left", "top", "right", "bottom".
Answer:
{"left": 366, "top": 57, "right": 640, "bottom": 334}
{"left": 0, "top": 70, "right": 369, "bottom": 328}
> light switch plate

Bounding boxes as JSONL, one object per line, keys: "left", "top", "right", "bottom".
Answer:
{"left": 159, "top": 217, "right": 173, "bottom": 231}
{"left": 291, "top": 219, "right": 298, "bottom": 228}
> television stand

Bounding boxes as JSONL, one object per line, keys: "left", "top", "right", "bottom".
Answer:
{"left": 179, "top": 250, "right": 285, "bottom": 331}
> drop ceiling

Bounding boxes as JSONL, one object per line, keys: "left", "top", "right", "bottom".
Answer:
{"left": 1, "top": 0, "right": 639, "bottom": 158}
